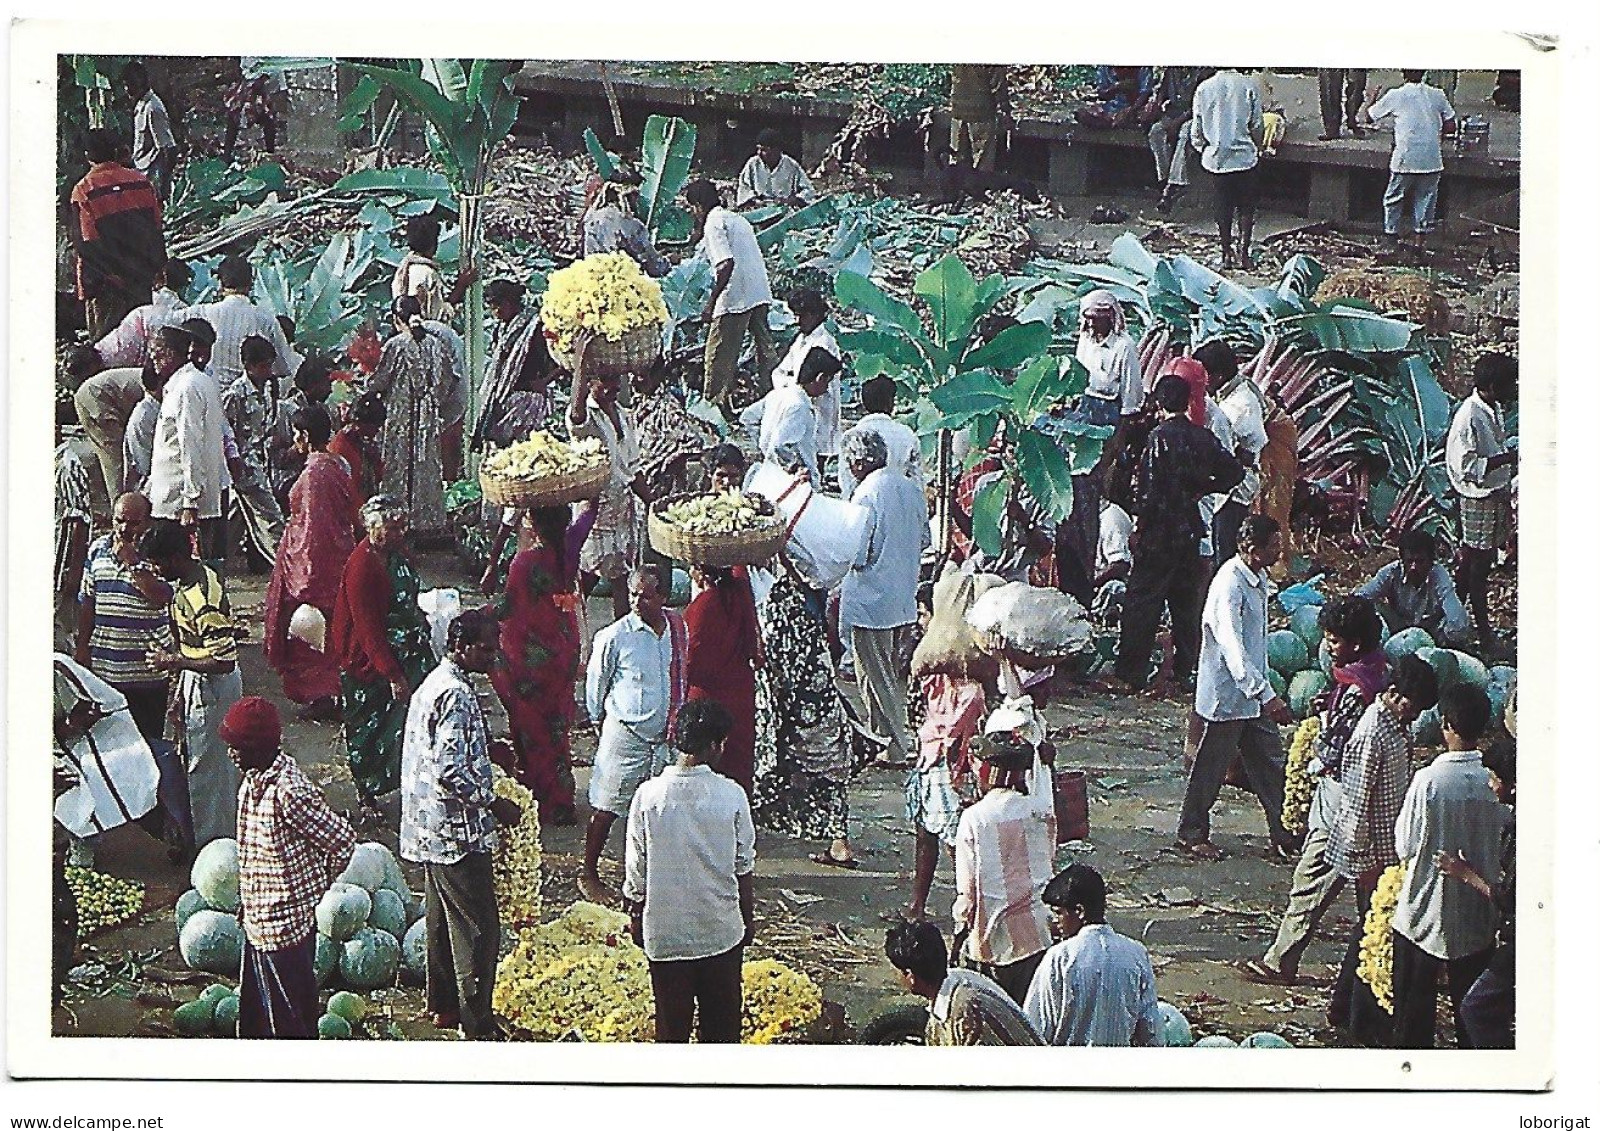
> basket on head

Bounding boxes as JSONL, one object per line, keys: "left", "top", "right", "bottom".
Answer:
{"left": 647, "top": 493, "right": 788, "bottom": 569}
{"left": 547, "top": 324, "right": 662, "bottom": 381}
{"left": 479, "top": 459, "right": 611, "bottom": 510}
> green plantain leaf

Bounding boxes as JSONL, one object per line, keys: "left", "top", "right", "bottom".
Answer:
{"left": 914, "top": 255, "right": 979, "bottom": 352}
{"left": 583, "top": 128, "right": 617, "bottom": 182}
{"left": 837, "top": 328, "right": 927, "bottom": 371}
{"left": 930, "top": 370, "right": 1012, "bottom": 422}
{"left": 420, "top": 59, "right": 470, "bottom": 103}
{"left": 756, "top": 196, "right": 841, "bottom": 251}
{"left": 638, "top": 115, "right": 698, "bottom": 237}
{"left": 834, "top": 270, "right": 926, "bottom": 341}
{"left": 1015, "top": 428, "right": 1076, "bottom": 520}
{"left": 972, "top": 474, "right": 1009, "bottom": 558}
{"left": 960, "top": 320, "right": 1052, "bottom": 374}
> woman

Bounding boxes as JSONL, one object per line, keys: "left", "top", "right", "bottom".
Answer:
{"left": 489, "top": 504, "right": 594, "bottom": 825}
{"left": 263, "top": 404, "right": 359, "bottom": 722}
{"left": 327, "top": 391, "right": 386, "bottom": 507}
{"left": 635, "top": 357, "right": 722, "bottom": 505}
{"left": 684, "top": 563, "right": 762, "bottom": 797}
{"left": 367, "top": 296, "right": 456, "bottom": 540}
{"left": 471, "top": 278, "right": 553, "bottom": 455}
{"left": 567, "top": 331, "right": 646, "bottom": 623}
{"left": 1074, "top": 289, "right": 1140, "bottom": 426}
{"left": 328, "top": 496, "right": 436, "bottom": 807}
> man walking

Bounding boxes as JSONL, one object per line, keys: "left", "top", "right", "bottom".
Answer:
{"left": 1175, "top": 515, "right": 1297, "bottom": 860}
{"left": 884, "top": 919, "right": 1042, "bottom": 1046}
{"left": 1360, "top": 71, "right": 1456, "bottom": 256}
{"left": 69, "top": 128, "right": 167, "bottom": 337}
{"left": 685, "top": 179, "right": 777, "bottom": 410}
{"left": 401, "top": 609, "right": 522, "bottom": 1040}
{"left": 1446, "top": 354, "right": 1517, "bottom": 655}
{"left": 227, "top": 697, "right": 356, "bottom": 1038}
{"left": 1190, "top": 67, "right": 1264, "bottom": 268}
{"left": 623, "top": 700, "right": 756, "bottom": 1044}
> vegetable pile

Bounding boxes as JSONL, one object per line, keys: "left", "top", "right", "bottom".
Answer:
{"left": 658, "top": 490, "right": 781, "bottom": 537}
{"left": 64, "top": 867, "right": 145, "bottom": 936}
{"left": 480, "top": 431, "right": 606, "bottom": 483}
{"left": 540, "top": 251, "right": 669, "bottom": 353}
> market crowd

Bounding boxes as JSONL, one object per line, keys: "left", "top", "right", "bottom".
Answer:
{"left": 52, "top": 58, "right": 1516, "bottom": 1050}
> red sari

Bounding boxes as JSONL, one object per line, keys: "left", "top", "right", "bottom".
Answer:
{"left": 327, "top": 426, "right": 383, "bottom": 507}
{"left": 264, "top": 451, "right": 359, "bottom": 703}
{"left": 684, "top": 569, "right": 761, "bottom": 796}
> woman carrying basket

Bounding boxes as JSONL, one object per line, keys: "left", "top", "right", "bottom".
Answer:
{"left": 567, "top": 330, "right": 647, "bottom": 624}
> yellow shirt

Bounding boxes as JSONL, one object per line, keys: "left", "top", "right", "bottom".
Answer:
{"left": 172, "top": 566, "right": 238, "bottom": 664}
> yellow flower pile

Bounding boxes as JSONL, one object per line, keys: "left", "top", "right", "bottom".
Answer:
{"left": 65, "top": 867, "right": 145, "bottom": 935}
{"left": 493, "top": 902, "right": 822, "bottom": 1043}
{"left": 492, "top": 771, "right": 543, "bottom": 935}
{"left": 659, "top": 490, "right": 782, "bottom": 537}
{"left": 1281, "top": 716, "right": 1322, "bottom": 836}
{"left": 541, "top": 251, "right": 669, "bottom": 353}
{"left": 1357, "top": 863, "right": 1408, "bottom": 1013}
{"left": 481, "top": 430, "right": 607, "bottom": 484}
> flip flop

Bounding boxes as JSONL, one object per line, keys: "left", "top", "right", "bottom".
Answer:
{"left": 809, "top": 851, "right": 860, "bottom": 870}
{"left": 1236, "top": 959, "right": 1297, "bottom": 987}
{"left": 1175, "top": 839, "right": 1226, "bottom": 861}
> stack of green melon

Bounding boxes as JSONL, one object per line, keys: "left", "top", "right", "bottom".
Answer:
{"left": 172, "top": 982, "right": 242, "bottom": 1037}
{"left": 1266, "top": 604, "right": 1336, "bottom": 720}
{"left": 175, "top": 839, "right": 245, "bottom": 976}
{"left": 1379, "top": 628, "right": 1517, "bottom": 745}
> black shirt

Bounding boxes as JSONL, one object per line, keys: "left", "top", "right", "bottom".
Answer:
{"left": 1129, "top": 415, "right": 1245, "bottom": 555}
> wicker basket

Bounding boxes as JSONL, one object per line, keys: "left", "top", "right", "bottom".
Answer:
{"left": 547, "top": 324, "right": 662, "bottom": 380}
{"left": 479, "top": 460, "right": 611, "bottom": 510}
{"left": 647, "top": 495, "right": 788, "bottom": 568}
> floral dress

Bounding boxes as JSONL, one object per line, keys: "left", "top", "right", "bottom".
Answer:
{"left": 369, "top": 331, "right": 455, "bottom": 536}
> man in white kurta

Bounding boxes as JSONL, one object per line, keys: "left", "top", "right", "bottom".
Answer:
{"left": 1445, "top": 354, "right": 1517, "bottom": 651}
{"left": 686, "top": 180, "right": 777, "bottom": 409}
{"left": 838, "top": 374, "right": 925, "bottom": 500}
{"left": 758, "top": 352, "right": 839, "bottom": 485}
{"left": 148, "top": 330, "right": 229, "bottom": 536}
{"left": 174, "top": 257, "right": 295, "bottom": 384}
{"left": 735, "top": 130, "right": 816, "bottom": 209}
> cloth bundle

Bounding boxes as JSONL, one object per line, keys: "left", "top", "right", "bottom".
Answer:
{"left": 965, "top": 582, "right": 1094, "bottom": 664}
{"left": 910, "top": 564, "right": 1002, "bottom": 683}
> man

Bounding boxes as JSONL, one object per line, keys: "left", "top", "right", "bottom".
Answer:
{"left": 122, "top": 362, "right": 169, "bottom": 496}
{"left": 1390, "top": 684, "right": 1510, "bottom": 1049}
{"left": 392, "top": 214, "right": 475, "bottom": 324}
{"left": 55, "top": 428, "right": 94, "bottom": 649}
{"left": 1112, "top": 374, "right": 1245, "bottom": 691}
{"left": 948, "top": 65, "right": 1011, "bottom": 175}
{"left": 75, "top": 492, "right": 174, "bottom": 744}
{"left": 1446, "top": 353, "right": 1517, "bottom": 654}
{"left": 223, "top": 335, "right": 289, "bottom": 568}
{"left": 174, "top": 255, "right": 295, "bottom": 383}
{"left": 92, "top": 258, "right": 192, "bottom": 369}
{"left": 623, "top": 700, "right": 755, "bottom": 1043}
{"left": 758, "top": 348, "right": 839, "bottom": 485}
{"left": 1360, "top": 71, "right": 1456, "bottom": 255}
{"left": 742, "top": 288, "right": 843, "bottom": 460}
{"left": 1176, "top": 515, "right": 1297, "bottom": 860}
{"left": 1190, "top": 67, "right": 1264, "bottom": 268}
{"left": 952, "top": 729, "right": 1055, "bottom": 1005}
{"left": 884, "top": 919, "right": 1042, "bottom": 1046}
{"left": 837, "top": 374, "right": 924, "bottom": 500}
{"left": 69, "top": 127, "right": 166, "bottom": 338}
{"left": 1323, "top": 655, "right": 1438, "bottom": 1041}
{"left": 1023, "top": 865, "right": 1163, "bottom": 1047}
{"left": 841, "top": 429, "right": 929, "bottom": 768}
{"left": 582, "top": 175, "right": 671, "bottom": 277}
{"left": 1316, "top": 68, "right": 1368, "bottom": 141}
{"left": 1197, "top": 339, "right": 1268, "bottom": 564}
{"left": 583, "top": 567, "right": 687, "bottom": 903}
{"left": 400, "top": 609, "right": 522, "bottom": 1040}
{"left": 123, "top": 61, "right": 179, "bottom": 201}
{"left": 1151, "top": 66, "right": 1206, "bottom": 213}
{"left": 141, "top": 518, "right": 243, "bottom": 849}
{"left": 1444, "top": 743, "right": 1516, "bottom": 1050}
{"left": 227, "top": 697, "right": 356, "bottom": 1039}
{"left": 146, "top": 325, "right": 231, "bottom": 570}
{"left": 735, "top": 129, "right": 815, "bottom": 210}
{"left": 70, "top": 347, "right": 148, "bottom": 508}
{"left": 1356, "top": 527, "right": 1473, "bottom": 646}
{"left": 685, "top": 179, "right": 777, "bottom": 410}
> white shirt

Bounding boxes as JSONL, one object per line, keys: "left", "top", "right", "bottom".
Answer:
{"left": 953, "top": 781, "right": 1056, "bottom": 966}
{"left": 1218, "top": 377, "right": 1269, "bottom": 506}
{"left": 1368, "top": 82, "right": 1456, "bottom": 174}
{"left": 702, "top": 206, "right": 773, "bottom": 317}
{"left": 1023, "top": 924, "right": 1163, "bottom": 1047}
{"left": 173, "top": 293, "right": 296, "bottom": 382}
{"left": 1076, "top": 331, "right": 1141, "bottom": 416}
{"left": 1191, "top": 70, "right": 1263, "bottom": 174}
{"left": 587, "top": 613, "right": 676, "bottom": 742}
{"left": 148, "top": 364, "right": 229, "bottom": 520}
{"left": 95, "top": 289, "right": 185, "bottom": 368}
{"left": 1445, "top": 392, "right": 1513, "bottom": 499}
{"left": 771, "top": 324, "right": 842, "bottom": 454}
{"left": 131, "top": 90, "right": 176, "bottom": 174}
{"left": 1097, "top": 502, "right": 1133, "bottom": 574}
{"left": 622, "top": 764, "right": 756, "bottom": 962}
{"left": 758, "top": 383, "right": 820, "bottom": 483}
{"left": 838, "top": 413, "right": 925, "bottom": 500}
{"left": 1195, "top": 555, "right": 1277, "bottom": 723}
{"left": 568, "top": 397, "right": 641, "bottom": 494}
{"left": 1198, "top": 400, "right": 1236, "bottom": 559}
{"left": 840, "top": 467, "right": 930, "bottom": 631}
{"left": 735, "top": 153, "right": 815, "bottom": 207}
{"left": 122, "top": 395, "right": 161, "bottom": 493}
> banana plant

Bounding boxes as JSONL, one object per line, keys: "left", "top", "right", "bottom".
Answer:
{"left": 583, "top": 115, "right": 699, "bottom": 244}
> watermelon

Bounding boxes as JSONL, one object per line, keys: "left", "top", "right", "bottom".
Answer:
{"left": 179, "top": 910, "right": 244, "bottom": 975}
{"left": 1267, "top": 631, "right": 1310, "bottom": 675}
{"left": 1289, "top": 604, "right": 1323, "bottom": 651}
{"left": 213, "top": 993, "right": 239, "bottom": 1036}
{"left": 314, "top": 932, "right": 340, "bottom": 987}
{"left": 317, "top": 1013, "right": 352, "bottom": 1040}
{"left": 1242, "top": 1031, "right": 1294, "bottom": 1048}
{"left": 340, "top": 927, "right": 400, "bottom": 990}
{"left": 337, "top": 843, "right": 390, "bottom": 893}
{"left": 406, "top": 892, "right": 425, "bottom": 925}
{"left": 368, "top": 888, "right": 408, "bottom": 940}
{"left": 1194, "top": 1035, "right": 1237, "bottom": 1047}
{"left": 1384, "top": 626, "right": 1434, "bottom": 664}
{"left": 1413, "top": 706, "right": 1444, "bottom": 746}
{"left": 175, "top": 889, "right": 207, "bottom": 933}
{"left": 327, "top": 990, "right": 367, "bottom": 1025}
{"left": 1415, "top": 647, "right": 1460, "bottom": 694}
{"left": 316, "top": 883, "right": 372, "bottom": 941}
{"left": 378, "top": 849, "right": 410, "bottom": 897}
{"left": 1266, "top": 669, "right": 1287, "bottom": 700}
{"left": 402, "top": 919, "right": 427, "bottom": 980}
{"left": 1288, "top": 670, "right": 1330, "bottom": 719}
{"left": 174, "top": 997, "right": 216, "bottom": 1036}
{"left": 1156, "top": 1001, "right": 1193, "bottom": 1047}
{"left": 191, "top": 838, "right": 240, "bottom": 913}
{"left": 1449, "top": 651, "right": 1491, "bottom": 691}
{"left": 200, "top": 983, "right": 234, "bottom": 1006}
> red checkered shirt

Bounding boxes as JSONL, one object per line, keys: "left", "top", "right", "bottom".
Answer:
{"left": 237, "top": 752, "right": 357, "bottom": 950}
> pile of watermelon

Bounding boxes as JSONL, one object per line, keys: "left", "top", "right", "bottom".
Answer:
{"left": 1265, "top": 604, "right": 1341, "bottom": 720}
{"left": 1378, "top": 627, "right": 1517, "bottom": 745}
{"left": 1155, "top": 1002, "right": 1294, "bottom": 1048}
{"left": 171, "top": 984, "right": 383, "bottom": 1039}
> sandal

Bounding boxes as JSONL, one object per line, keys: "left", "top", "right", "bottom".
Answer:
{"left": 1175, "top": 839, "right": 1226, "bottom": 861}
{"left": 1236, "top": 959, "right": 1297, "bottom": 987}
{"left": 809, "top": 851, "right": 860, "bottom": 870}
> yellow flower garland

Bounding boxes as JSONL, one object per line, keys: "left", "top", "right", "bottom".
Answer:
{"left": 1281, "top": 717, "right": 1322, "bottom": 835}
{"left": 540, "top": 252, "right": 668, "bottom": 354}
{"left": 1357, "top": 863, "right": 1408, "bottom": 1013}
{"left": 492, "top": 771, "right": 543, "bottom": 934}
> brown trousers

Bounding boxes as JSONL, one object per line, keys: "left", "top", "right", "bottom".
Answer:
{"left": 424, "top": 852, "right": 502, "bottom": 1039}
{"left": 703, "top": 306, "right": 777, "bottom": 408}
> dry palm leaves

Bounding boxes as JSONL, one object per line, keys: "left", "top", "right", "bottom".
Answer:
{"left": 956, "top": 190, "right": 1035, "bottom": 279}
{"left": 1316, "top": 269, "right": 1452, "bottom": 335}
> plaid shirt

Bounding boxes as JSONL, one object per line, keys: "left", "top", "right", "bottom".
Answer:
{"left": 400, "top": 659, "right": 499, "bottom": 866}
{"left": 237, "top": 752, "right": 356, "bottom": 950}
{"left": 1325, "top": 698, "right": 1413, "bottom": 878}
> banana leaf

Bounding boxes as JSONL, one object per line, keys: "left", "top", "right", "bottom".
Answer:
{"left": 1108, "top": 232, "right": 1159, "bottom": 277}
{"left": 971, "top": 474, "right": 1008, "bottom": 558}
{"left": 338, "top": 75, "right": 384, "bottom": 133}
{"left": 959, "top": 320, "right": 1051, "bottom": 375}
{"left": 331, "top": 167, "right": 456, "bottom": 208}
{"left": 583, "top": 128, "right": 617, "bottom": 182}
{"left": 930, "top": 370, "right": 1012, "bottom": 429}
{"left": 1009, "top": 355, "right": 1059, "bottom": 420}
{"left": 836, "top": 329, "right": 926, "bottom": 372}
{"left": 638, "top": 115, "right": 697, "bottom": 238}
{"left": 1014, "top": 428, "right": 1075, "bottom": 520}
{"left": 1282, "top": 307, "right": 1419, "bottom": 353}
{"left": 835, "top": 270, "right": 925, "bottom": 341}
{"left": 421, "top": 58, "right": 470, "bottom": 103}
{"left": 914, "top": 255, "right": 980, "bottom": 352}
{"left": 344, "top": 62, "right": 474, "bottom": 186}
{"left": 757, "top": 196, "right": 843, "bottom": 252}
{"left": 1276, "top": 254, "right": 1327, "bottom": 306}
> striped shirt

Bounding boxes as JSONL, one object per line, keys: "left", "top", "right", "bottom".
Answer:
{"left": 172, "top": 566, "right": 238, "bottom": 664}
{"left": 173, "top": 294, "right": 295, "bottom": 382}
{"left": 55, "top": 442, "right": 93, "bottom": 595}
{"left": 953, "top": 773, "right": 1057, "bottom": 967}
{"left": 78, "top": 535, "right": 173, "bottom": 686}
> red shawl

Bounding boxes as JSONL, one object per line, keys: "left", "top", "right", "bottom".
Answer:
{"left": 263, "top": 451, "right": 359, "bottom": 671}
{"left": 1162, "top": 357, "right": 1210, "bottom": 427}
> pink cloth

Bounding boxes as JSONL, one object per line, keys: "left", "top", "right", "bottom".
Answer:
{"left": 1161, "top": 357, "right": 1211, "bottom": 427}
{"left": 917, "top": 674, "right": 988, "bottom": 772}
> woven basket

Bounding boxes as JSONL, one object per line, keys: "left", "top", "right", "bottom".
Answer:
{"left": 647, "top": 494, "right": 788, "bottom": 568}
{"left": 479, "top": 460, "right": 611, "bottom": 510}
{"left": 547, "top": 324, "right": 662, "bottom": 380}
